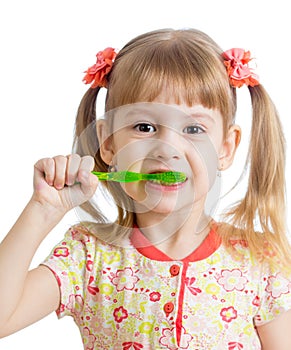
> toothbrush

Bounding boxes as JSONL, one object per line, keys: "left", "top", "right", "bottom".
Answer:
{"left": 91, "top": 171, "right": 187, "bottom": 183}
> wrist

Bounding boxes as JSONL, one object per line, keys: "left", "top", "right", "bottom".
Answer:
{"left": 28, "top": 195, "right": 66, "bottom": 226}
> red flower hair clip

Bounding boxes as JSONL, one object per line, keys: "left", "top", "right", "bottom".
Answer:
{"left": 83, "top": 47, "right": 117, "bottom": 88}
{"left": 222, "top": 48, "right": 259, "bottom": 88}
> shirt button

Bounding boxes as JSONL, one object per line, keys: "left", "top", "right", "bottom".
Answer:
{"left": 169, "top": 264, "right": 180, "bottom": 276}
{"left": 163, "top": 302, "right": 174, "bottom": 316}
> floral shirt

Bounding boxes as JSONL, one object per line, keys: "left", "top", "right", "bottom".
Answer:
{"left": 42, "top": 224, "right": 291, "bottom": 350}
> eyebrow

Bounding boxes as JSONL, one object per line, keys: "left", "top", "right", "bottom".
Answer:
{"left": 188, "top": 112, "right": 215, "bottom": 124}
{"left": 117, "top": 106, "right": 216, "bottom": 125}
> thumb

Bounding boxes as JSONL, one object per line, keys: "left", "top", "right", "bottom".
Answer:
{"left": 78, "top": 170, "right": 99, "bottom": 200}
{"left": 65, "top": 170, "right": 99, "bottom": 210}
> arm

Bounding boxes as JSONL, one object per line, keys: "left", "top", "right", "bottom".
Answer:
{"left": 256, "top": 310, "right": 291, "bottom": 350}
{"left": 0, "top": 154, "right": 98, "bottom": 338}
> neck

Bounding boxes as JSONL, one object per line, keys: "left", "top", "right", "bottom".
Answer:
{"left": 135, "top": 204, "right": 213, "bottom": 260}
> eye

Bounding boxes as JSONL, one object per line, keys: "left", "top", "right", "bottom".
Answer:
{"left": 183, "top": 125, "right": 205, "bottom": 134}
{"left": 134, "top": 123, "right": 156, "bottom": 133}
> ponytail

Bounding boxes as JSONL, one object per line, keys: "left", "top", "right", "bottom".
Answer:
{"left": 221, "top": 84, "right": 291, "bottom": 268}
{"left": 73, "top": 87, "right": 108, "bottom": 172}
{"left": 73, "top": 87, "right": 135, "bottom": 243}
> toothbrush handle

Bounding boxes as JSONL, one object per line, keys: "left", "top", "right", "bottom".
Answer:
{"left": 91, "top": 171, "right": 111, "bottom": 181}
{"left": 91, "top": 171, "right": 141, "bottom": 182}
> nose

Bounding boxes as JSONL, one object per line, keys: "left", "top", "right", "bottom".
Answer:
{"left": 151, "top": 141, "right": 181, "bottom": 161}
{"left": 151, "top": 128, "right": 182, "bottom": 161}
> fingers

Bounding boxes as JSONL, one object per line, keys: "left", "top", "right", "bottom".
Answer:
{"left": 53, "top": 155, "right": 69, "bottom": 189}
{"left": 34, "top": 154, "right": 96, "bottom": 190}
{"left": 34, "top": 157, "right": 55, "bottom": 188}
{"left": 66, "top": 154, "right": 82, "bottom": 186}
{"left": 76, "top": 156, "right": 98, "bottom": 197}
{"left": 33, "top": 154, "right": 99, "bottom": 211}
{"left": 76, "top": 155, "right": 95, "bottom": 183}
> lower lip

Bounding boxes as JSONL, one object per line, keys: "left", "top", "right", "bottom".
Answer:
{"left": 145, "top": 179, "right": 188, "bottom": 192}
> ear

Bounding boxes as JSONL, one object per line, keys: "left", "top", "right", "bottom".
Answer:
{"left": 218, "top": 124, "right": 241, "bottom": 171}
{"left": 96, "top": 120, "right": 115, "bottom": 165}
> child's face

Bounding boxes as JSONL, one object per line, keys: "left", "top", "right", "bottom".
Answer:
{"left": 98, "top": 91, "right": 240, "bottom": 216}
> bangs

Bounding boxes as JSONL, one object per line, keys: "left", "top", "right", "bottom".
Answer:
{"left": 106, "top": 29, "right": 236, "bottom": 124}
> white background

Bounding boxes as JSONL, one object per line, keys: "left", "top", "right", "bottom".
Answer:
{"left": 0, "top": 0, "right": 290, "bottom": 349}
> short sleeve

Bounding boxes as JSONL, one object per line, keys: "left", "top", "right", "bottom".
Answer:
{"left": 254, "top": 269, "right": 291, "bottom": 326}
{"left": 41, "top": 226, "right": 94, "bottom": 320}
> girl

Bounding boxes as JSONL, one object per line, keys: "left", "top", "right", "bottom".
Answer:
{"left": 0, "top": 28, "right": 291, "bottom": 349}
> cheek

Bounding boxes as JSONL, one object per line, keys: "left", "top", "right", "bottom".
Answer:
{"left": 112, "top": 139, "right": 148, "bottom": 171}
{"left": 188, "top": 138, "right": 219, "bottom": 187}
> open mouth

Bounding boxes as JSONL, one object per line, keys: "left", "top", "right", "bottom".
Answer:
{"left": 146, "top": 171, "right": 188, "bottom": 187}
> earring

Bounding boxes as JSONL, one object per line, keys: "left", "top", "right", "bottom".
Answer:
{"left": 108, "top": 163, "right": 117, "bottom": 172}
{"left": 217, "top": 164, "right": 224, "bottom": 177}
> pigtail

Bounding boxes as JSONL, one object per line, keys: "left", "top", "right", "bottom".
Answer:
{"left": 73, "top": 87, "right": 135, "bottom": 243}
{"left": 74, "top": 87, "right": 104, "bottom": 169}
{"left": 223, "top": 85, "right": 291, "bottom": 267}
{"left": 73, "top": 87, "right": 108, "bottom": 224}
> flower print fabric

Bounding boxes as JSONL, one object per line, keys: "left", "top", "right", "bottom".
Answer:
{"left": 41, "top": 225, "right": 291, "bottom": 350}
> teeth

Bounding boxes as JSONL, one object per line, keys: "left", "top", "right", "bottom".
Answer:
{"left": 149, "top": 180, "right": 180, "bottom": 186}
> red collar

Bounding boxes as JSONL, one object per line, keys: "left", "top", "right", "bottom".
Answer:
{"left": 130, "top": 223, "right": 221, "bottom": 262}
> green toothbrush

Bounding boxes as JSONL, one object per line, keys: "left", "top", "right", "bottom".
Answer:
{"left": 91, "top": 171, "right": 187, "bottom": 183}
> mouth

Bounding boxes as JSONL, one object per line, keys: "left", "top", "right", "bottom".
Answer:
{"left": 147, "top": 170, "right": 188, "bottom": 187}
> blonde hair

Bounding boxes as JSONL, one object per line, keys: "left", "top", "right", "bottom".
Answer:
{"left": 74, "top": 28, "right": 291, "bottom": 268}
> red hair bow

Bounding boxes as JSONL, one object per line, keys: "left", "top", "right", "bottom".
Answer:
{"left": 223, "top": 48, "right": 259, "bottom": 88}
{"left": 83, "top": 47, "right": 117, "bottom": 88}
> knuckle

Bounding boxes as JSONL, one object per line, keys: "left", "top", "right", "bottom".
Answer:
{"left": 34, "top": 157, "right": 50, "bottom": 167}
{"left": 53, "top": 155, "right": 67, "bottom": 164}
{"left": 71, "top": 153, "right": 81, "bottom": 161}
{"left": 67, "top": 154, "right": 81, "bottom": 169}
{"left": 44, "top": 157, "right": 55, "bottom": 168}
{"left": 81, "top": 155, "right": 95, "bottom": 168}
{"left": 34, "top": 158, "right": 55, "bottom": 175}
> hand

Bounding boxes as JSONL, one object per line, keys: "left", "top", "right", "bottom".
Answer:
{"left": 32, "top": 154, "right": 99, "bottom": 215}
